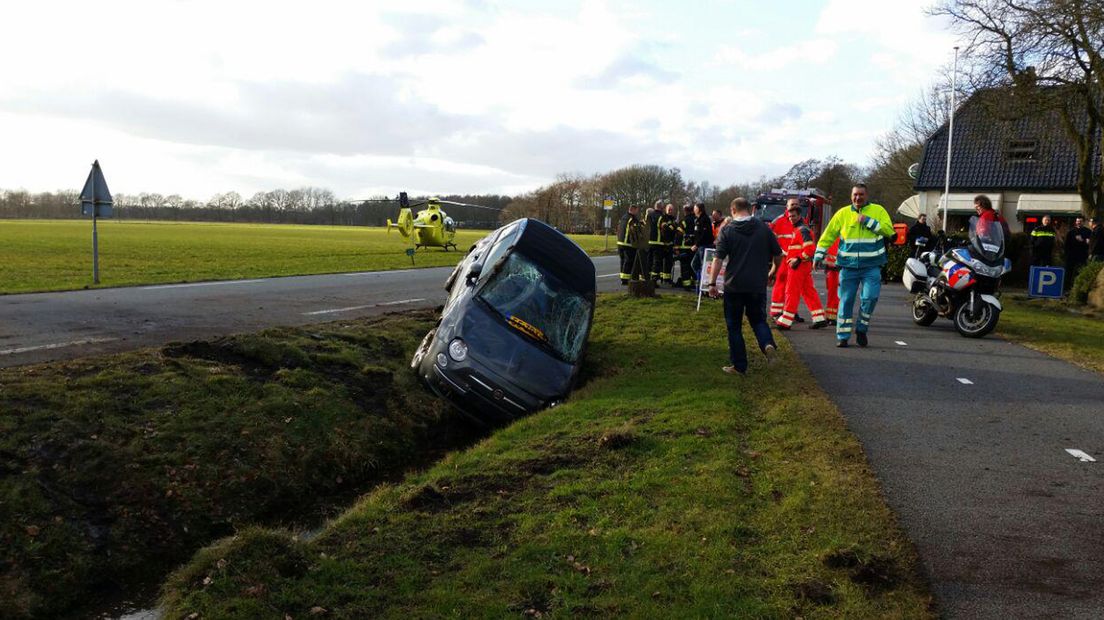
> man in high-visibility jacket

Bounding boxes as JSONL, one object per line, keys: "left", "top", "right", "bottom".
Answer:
{"left": 616, "top": 204, "right": 643, "bottom": 284}
{"left": 1030, "top": 214, "right": 1056, "bottom": 266}
{"left": 822, "top": 237, "right": 841, "bottom": 324}
{"left": 768, "top": 212, "right": 794, "bottom": 318}
{"left": 646, "top": 204, "right": 665, "bottom": 283}
{"left": 776, "top": 199, "right": 828, "bottom": 329}
{"left": 814, "top": 184, "right": 894, "bottom": 348}
{"left": 656, "top": 203, "right": 678, "bottom": 285}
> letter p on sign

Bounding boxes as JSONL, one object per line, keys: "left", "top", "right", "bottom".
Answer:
{"left": 1029, "top": 266, "right": 1064, "bottom": 299}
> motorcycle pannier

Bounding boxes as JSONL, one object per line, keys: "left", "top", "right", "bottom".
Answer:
{"left": 902, "top": 258, "right": 927, "bottom": 294}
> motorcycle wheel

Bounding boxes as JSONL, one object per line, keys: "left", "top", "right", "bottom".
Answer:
{"left": 911, "top": 296, "right": 938, "bottom": 326}
{"left": 953, "top": 301, "right": 999, "bottom": 338}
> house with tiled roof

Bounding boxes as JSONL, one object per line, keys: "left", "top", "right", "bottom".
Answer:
{"left": 902, "top": 90, "right": 1101, "bottom": 233}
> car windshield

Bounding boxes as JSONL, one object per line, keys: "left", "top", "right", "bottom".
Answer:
{"left": 969, "top": 214, "right": 1005, "bottom": 262}
{"left": 477, "top": 252, "right": 592, "bottom": 363}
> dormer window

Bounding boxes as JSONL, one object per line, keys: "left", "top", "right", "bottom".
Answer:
{"left": 1007, "top": 139, "right": 1038, "bottom": 162}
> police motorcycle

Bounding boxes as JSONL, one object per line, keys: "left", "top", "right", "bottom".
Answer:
{"left": 902, "top": 215, "right": 1012, "bottom": 338}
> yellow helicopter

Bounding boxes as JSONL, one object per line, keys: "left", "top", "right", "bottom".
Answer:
{"left": 385, "top": 193, "right": 501, "bottom": 251}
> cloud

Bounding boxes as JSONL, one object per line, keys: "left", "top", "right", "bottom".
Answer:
{"left": 712, "top": 39, "right": 839, "bottom": 72}
{"left": 575, "top": 53, "right": 679, "bottom": 89}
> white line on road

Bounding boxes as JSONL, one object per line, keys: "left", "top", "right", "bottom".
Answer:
{"left": 956, "top": 377, "right": 974, "bottom": 385}
{"left": 0, "top": 337, "right": 119, "bottom": 356}
{"left": 303, "top": 298, "right": 426, "bottom": 316}
{"left": 1065, "top": 449, "right": 1097, "bottom": 462}
{"left": 597, "top": 273, "right": 620, "bottom": 278}
{"left": 895, "top": 341, "right": 908, "bottom": 346}
{"left": 340, "top": 269, "right": 417, "bottom": 277}
{"left": 142, "top": 279, "right": 264, "bottom": 290}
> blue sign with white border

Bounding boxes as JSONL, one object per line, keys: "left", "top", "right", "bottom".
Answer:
{"left": 1028, "top": 266, "right": 1064, "bottom": 298}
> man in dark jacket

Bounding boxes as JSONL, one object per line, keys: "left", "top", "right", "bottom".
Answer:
{"left": 907, "top": 214, "right": 933, "bottom": 256}
{"left": 707, "top": 197, "right": 782, "bottom": 376}
{"left": 1031, "top": 215, "right": 1056, "bottom": 266}
{"left": 1092, "top": 218, "right": 1104, "bottom": 261}
{"left": 690, "top": 203, "right": 714, "bottom": 285}
{"left": 676, "top": 204, "right": 696, "bottom": 289}
{"left": 1064, "top": 216, "right": 1092, "bottom": 286}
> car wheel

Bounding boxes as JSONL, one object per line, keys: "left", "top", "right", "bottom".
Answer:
{"left": 410, "top": 329, "right": 436, "bottom": 370}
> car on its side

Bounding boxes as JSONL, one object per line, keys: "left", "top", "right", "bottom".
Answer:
{"left": 411, "top": 218, "right": 596, "bottom": 425}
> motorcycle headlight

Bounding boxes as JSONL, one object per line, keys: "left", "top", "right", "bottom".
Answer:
{"left": 448, "top": 338, "right": 468, "bottom": 362}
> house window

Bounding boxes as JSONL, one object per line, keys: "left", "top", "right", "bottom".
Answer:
{"left": 1007, "top": 139, "right": 1038, "bottom": 162}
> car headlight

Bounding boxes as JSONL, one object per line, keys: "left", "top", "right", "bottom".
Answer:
{"left": 436, "top": 353, "right": 448, "bottom": 368}
{"left": 448, "top": 338, "right": 468, "bottom": 362}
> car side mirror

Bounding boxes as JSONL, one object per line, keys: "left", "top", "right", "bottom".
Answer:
{"left": 466, "top": 263, "right": 483, "bottom": 284}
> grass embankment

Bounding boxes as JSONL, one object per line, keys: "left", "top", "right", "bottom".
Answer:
{"left": 0, "top": 219, "right": 612, "bottom": 294}
{"left": 163, "top": 294, "right": 932, "bottom": 619}
{"left": 998, "top": 296, "right": 1104, "bottom": 374}
{"left": 0, "top": 311, "right": 475, "bottom": 619}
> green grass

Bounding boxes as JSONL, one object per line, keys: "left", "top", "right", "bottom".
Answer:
{"left": 998, "top": 296, "right": 1104, "bottom": 374}
{"left": 0, "top": 310, "right": 473, "bottom": 619}
{"left": 0, "top": 219, "right": 614, "bottom": 294}
{"left": 161, "top": 294, "right": 933, "bottom": 619}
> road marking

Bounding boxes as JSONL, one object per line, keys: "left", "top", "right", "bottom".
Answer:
{"left": 956, "top": 377, "right": 974, "bottom": 385}
{"left": 0, "top": 337, "right": 118, "bottom": 356}
{"left": 340, "top": 269, "right": 417, "bottom": 277}
{"left": 597, "top": 273, "right": 620, "bottom": 278}
{"left": 142, "top": 279, "right": 264, "bottom": 290}
{"left": 1065, "top": 449, "right": 1097, "bottom": 462}
{"left": 895, "top": 341, "right": 908, "bottom": 346}
{"left": 303, "top": 298, "right": 426, "bottom": 315}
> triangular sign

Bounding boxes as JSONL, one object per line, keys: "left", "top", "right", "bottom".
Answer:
{"left": 80, "top": 160, "right": 113, "bottom": 217}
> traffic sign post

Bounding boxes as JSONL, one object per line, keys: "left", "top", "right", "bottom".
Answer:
{"left": 602, "top": 198, "right": 613, "bottom": 251}
{"left": 80, "top": 160, "right": 114, "bottom": 284}
{"left": 1028, "top": 266, "right": 1064, "bottom": 299}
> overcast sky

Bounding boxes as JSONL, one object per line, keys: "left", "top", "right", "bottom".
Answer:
{"left": 0, "top": 0, "right": 957, "bottom": 201}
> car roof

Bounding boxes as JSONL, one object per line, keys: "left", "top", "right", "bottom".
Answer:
{"left": 512, "top": 218, "right": 596, "bottom": 295}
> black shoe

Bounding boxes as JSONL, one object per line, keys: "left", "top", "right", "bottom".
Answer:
{"left": 856, "top": 332, "right": 868, "bottom": 347}
{"left": 794, "top": 315, "right": 806, "bottom": 323}
{"left": 810, "top": 320, "right": 828, "bottom": 330}
{"left": 621, "top": 279, "right": 628, "bottom": 285}
{"left": 836, "top": 340, "right": 849, "bottom": 348}
{"left": 827, "top": 319, "right": 837, "bottom": 326}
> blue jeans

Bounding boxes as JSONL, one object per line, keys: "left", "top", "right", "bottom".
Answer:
{"left": 723, "top": 291, "right": 776, "bottom": 372}
{"left": 837, "top": 266, "right": 881, "bottom": 341}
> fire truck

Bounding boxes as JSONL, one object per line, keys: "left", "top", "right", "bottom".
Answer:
{"left": 753, "top": 188, "right": 833, "bottom": 240}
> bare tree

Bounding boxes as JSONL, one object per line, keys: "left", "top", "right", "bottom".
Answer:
{"left": 933, "top": 0, "right": 1104, "bottom": 217}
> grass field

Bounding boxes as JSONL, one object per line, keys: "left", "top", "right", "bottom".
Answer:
{"left": 997, "top": 296, "right": 1104, "bottom": 375}
{"left": 0, "top": 219, "right": 614, "bottom": 294}
{"left": 161, "top": 294, "right": 932, "bottom": 619}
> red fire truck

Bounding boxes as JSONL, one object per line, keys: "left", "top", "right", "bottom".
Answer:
{"left": 753, "top": 188, "right": 833, "bottom": 240}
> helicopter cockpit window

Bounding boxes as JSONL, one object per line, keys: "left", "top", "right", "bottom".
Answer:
{"left": 477, "top": 252, "right": 592, "bottom": 363}
{"left": 444, "top": 217, "right": 455, "bottom": 233}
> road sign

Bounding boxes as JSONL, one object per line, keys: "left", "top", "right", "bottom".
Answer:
{"left": 603, "top": 198, "right": 613, "bottom": 210}
{"left": 80, "top": 160, "right": 114, "bottom": 218}
{"left": 1028, "top": 266, "right": 1064, "bottom": 298}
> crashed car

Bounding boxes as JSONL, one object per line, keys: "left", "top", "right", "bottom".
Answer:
{"left": 412, "top": 218, "right": 596, "bottom": 425}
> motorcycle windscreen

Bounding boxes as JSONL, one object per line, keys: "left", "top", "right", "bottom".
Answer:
{"left": 968, "top": 215, "right": 1005, "bottom": 262}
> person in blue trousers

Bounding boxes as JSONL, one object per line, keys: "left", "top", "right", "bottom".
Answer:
{"left": 813, "top": 184, "right": 894, "bottom": 348}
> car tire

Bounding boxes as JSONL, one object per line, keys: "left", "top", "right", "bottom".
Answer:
{"left": 410, "top": 329, "right": 436, "bottom": 370}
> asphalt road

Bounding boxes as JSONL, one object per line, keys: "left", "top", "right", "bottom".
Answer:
{"left": 0, "top": 255, "right": 624, "bottom": 368}
{"left": 783, "top": 275, "right": 1104, "bottom": 619}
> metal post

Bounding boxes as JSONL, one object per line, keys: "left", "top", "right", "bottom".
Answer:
{"left": 92, "top": 213, "right": 100, "bottom": 284}
{"left": 942, "top": 46, "right": 959, "bottom": 233}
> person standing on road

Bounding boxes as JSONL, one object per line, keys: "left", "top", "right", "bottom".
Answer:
{"left": 768, "top": 211, "right": 794, "bottom": 319}
{"left": 690, "top": 203, "right": 714, "bottom": 286}
{"left": 822, "top": 237, "right": 841, "bottom": 325}
{"left": 1064, "top": 216, "right": 1092, "bottom": 285}
{"left": 616, "top": 204, "right": 643, "bottom": 284}
{"left": 707, "top": 197, "right": 781, "bottom": 375}
{"left": 776, "top": 199, "right": 828, "bottom": 330}
{"left": 814, "top": 183, "right": 894, "bottom": 348}
{"left": 907, "top": 214, "right": 933, "bottom": 257}
{"left": 675, "top": 204, "right": 696, "bottom": 289}
{"left": 1031, "top": 215, "right": 1056, "bottom": 266}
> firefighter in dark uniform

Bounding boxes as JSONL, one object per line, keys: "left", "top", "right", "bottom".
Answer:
{"left": 676, "top": 204, "right": 695, "bottom": 289}
{"left": 653, "top": 204, "right": 677, "bottom": 285}
{"left": 1031, "top": 214, "right": 1056, "bottom": 266}
{"left": 617, "top": 204, "right": 643, "bottom": 284}
{"left": 645, "top": 205, "right": 665, "bottom": 283}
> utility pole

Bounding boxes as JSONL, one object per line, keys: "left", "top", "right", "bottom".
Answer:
{"left": 942, "top": 46, "right": 959, "bottom": 233}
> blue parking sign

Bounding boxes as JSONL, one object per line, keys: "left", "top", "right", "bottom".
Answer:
{"left": 1028, "top": 266, "right": 1064, "bottom": 298}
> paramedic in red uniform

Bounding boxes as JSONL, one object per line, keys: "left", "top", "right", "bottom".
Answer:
{"left": 768, "top": 211, "right": 794, "bottom": 318}
{"left": 776, "top": 199, "right": 829, "bottom": 330}
{"left": 823, "top": 238, "right": 841, "bottom": 324}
